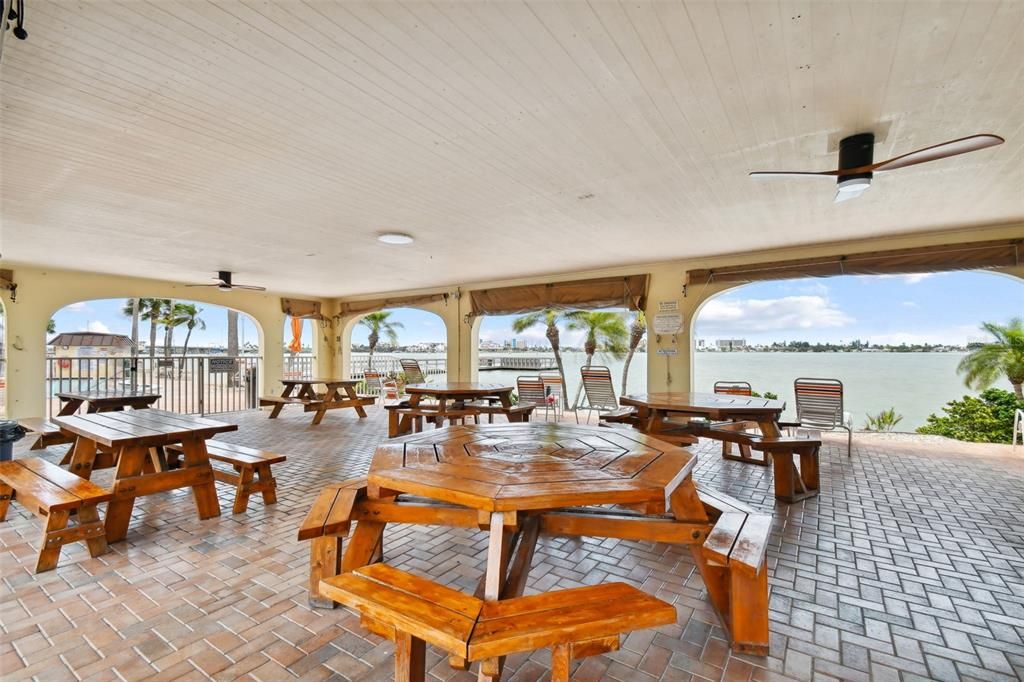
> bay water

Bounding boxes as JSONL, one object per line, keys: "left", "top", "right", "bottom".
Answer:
{"left": 390, "top": 351, "right": 979, "bottom": 431}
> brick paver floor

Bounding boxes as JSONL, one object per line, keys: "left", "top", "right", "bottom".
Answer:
{"left": 2, "top": 408, "right": 1023, "bottom": 681}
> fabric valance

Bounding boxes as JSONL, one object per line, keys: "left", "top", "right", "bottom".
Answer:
{"left": 469, "top": 274, "right": 649, "bottom": 317}
{"left": 338, "top": 292, "right": 448, "bottom": 316}
{"left": 686, "top": 239, "right": 1021, "bottom": 286}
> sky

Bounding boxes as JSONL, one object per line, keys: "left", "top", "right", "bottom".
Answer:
{"left": 40, "top": 271, "right": 1023, "bottom": 350}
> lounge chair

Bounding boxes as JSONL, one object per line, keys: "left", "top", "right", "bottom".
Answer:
{"left": 714, "top": 381, "right": 754, "bottom": 458}
{"left": 364, "top": 371, "right": 398, "bottom": 406}
{"left": 577, "top": 366, "right": 631, "bottom": 425}
{"left": 793, "top": 378, "right": 853, "bottom": 456}
{"left": 541, "top": 373, "right": 564, "bottom": 421}
{"left": 516, "top": 376, "right": 551, "bottom": 422}
{"left": 400, "top": 359, "right": 427, "bottom": 385}
{"left": 713, "top": 380, "right": 753, "bottom": 396}
{"left": 1014, "top": 408, "right": 1023, "bottom": 449}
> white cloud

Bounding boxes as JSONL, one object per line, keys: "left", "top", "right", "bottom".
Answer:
{"left": 86, "top": 321, "right": 111, "bottom": 334}
{"left": 697, "top": 295, "right": 854, "bottom": 334}
{"left": 902, "top": 273, "right": 933, "bottom": 284}
{"left": 66, "top": 302, "right": 90, "bottom": 312}
{"left": 900, "top": 301, "right": 918, "bottom": 308}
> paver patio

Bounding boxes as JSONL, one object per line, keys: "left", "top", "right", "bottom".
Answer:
{"left": 2, "top": 408, "right": 1022, "bottom": 681}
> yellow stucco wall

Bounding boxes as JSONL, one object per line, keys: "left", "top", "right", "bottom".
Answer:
{"left": 3, "top": 221, "right": 1021, "bottom": 418}
{"left": 0, "top": 265, "right": 332, "bottom": 418}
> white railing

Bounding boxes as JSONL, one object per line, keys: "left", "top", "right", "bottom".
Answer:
{"left": 45, "top": 355, "right": 261, "bottom": 417}
{"left": 283, "top": 353, "right": 316, "bottom": 379}
{"left": 349, "top": 355, "right": 447, "bottom": 379}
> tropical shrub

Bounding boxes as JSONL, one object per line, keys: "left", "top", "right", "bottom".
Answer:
{"left": 917, "top": 388, "right": 1024, "bottom": 443}
{"left": 864, "top": 407, "right": 903, "bottom": 432}
{"left": 751, "top": 390, "right": 779, "bottom": 400}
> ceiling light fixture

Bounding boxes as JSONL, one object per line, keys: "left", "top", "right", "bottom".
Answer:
{"left": 378, "top": 233, "right": 414, "bottom": 245}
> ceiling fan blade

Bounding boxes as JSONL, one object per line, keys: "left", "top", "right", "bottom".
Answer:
{"left": 750, "top": 170, "right": 840, "bottom": 178}
{"left": 184, "top": 283, "right": 219, "bottom": 287}
{"left": 233, "top": 284, "right": 267, "bottom": 291}
{"left": 870, "top": 134, "right": 1004, "bottom": 172}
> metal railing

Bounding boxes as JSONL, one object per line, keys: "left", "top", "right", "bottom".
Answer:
{"left": 45, "top": 355, "right": 260, "bottom": 417}
{"left": 349, "top": 355, "right": 447, "bottom": 379}
{"left": 283, "top": 353, "right": 316, "bottom": 379}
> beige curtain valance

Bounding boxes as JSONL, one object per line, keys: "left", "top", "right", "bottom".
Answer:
{"left": 469, "top": 274, "right": 649, "bottom": 317}
{"left": 280, "top": 298, "right": 325, "bottom": 320}
{"left": 338, "top": 292, "right": 448, "bottom": 316}
{"left": 686, "top": 239, "right": 1021, "bottom": 286}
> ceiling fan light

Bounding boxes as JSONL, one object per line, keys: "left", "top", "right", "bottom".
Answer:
{"left": 218, "top": 283, "right": 232, "bottom": 292}
{"left": 837, "top": 177, "right": 870, "bottom": 192}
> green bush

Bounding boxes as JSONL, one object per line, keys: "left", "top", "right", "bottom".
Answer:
{"left": 917, "top": 388, "right": 1024, "bottom": 443}
{"left": 864, "top": 407, "right": 903, "bottom": 432}
{"left": 751, "top": 390, "right": 779, "bottom": 400}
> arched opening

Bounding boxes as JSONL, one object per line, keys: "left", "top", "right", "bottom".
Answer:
{"left": 475, "top": 308, "right": 647, "bottom": 414}
{"left": 346, "top": 307, "right": 448, "bottom": 384}
{"left": 690, "top": 270, "right": 1024, "bottom": 431}
{"left": 283, "top": 316, "right": 317, "bottom": 379}
{"left": 46, "top": 297, "right": 263, "bottom": 417}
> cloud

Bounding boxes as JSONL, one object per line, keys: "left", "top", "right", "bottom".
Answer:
{"left": 900, "top": 301, "right": 918, "bottom": 308}
{"left": 697, "top": 295, "right": 854, "bottom": 334}
{"left": 66, "top": 302, "right": 90, "bottom": 312}
{"left": 86, "top": 321, "right": 111, "bottom": 334}
{"left": 902, "top": 273, "right": 934, "bottom": 284}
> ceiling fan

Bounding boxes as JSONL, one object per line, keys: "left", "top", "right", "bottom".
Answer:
{"left": 186, "top": 271, "right": 266, "bottom": 292}
{"left": 750, "top": 133, "right": 1004, "bottom": 203}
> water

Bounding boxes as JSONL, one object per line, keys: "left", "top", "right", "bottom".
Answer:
{"left": 389, "top": 351, "right": 979, "bottom": 431}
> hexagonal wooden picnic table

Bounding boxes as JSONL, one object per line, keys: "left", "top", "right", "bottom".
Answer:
{"left": 358, "top": 423, "right": 722, "bottom": 677}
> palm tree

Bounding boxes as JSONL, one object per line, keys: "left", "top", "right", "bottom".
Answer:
{"left": 565, "top": 311, "right": 629, "bottom": 408}
{"left": 120, "top": 299, "right": 141, "bottom": 358}
{"left": 135, "top": 298, "right": 165, "bottom": 359}
{"left": 173, "top": 304, "right": 206, "bottom": 376}
{"left": 359, "top": 311, "right": 403, "bottom": 370}
{"left": 958, "top": 318, "right": 1024, "bottom": 399}
{"left": 511, "top": 309, "right": 571, "bottom": 409}
{"left": 159, "top": 299, "right": 177, "bottom": 358}
{"left": 47, "top": 319, "right": 56, "bottom": 334}
{"left": 620, "top": 311, "right": 647, "bottom": 395}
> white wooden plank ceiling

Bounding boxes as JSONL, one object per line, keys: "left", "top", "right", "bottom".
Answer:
{"left": 1, "top": 1, "right": 1022, "bottom": 297}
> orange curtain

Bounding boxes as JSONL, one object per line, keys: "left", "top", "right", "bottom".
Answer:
{"left": 288, "top": 317, "right": 303, "bottom": 353}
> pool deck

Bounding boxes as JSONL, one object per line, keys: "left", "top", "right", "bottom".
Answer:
{"left": 2, "top": 408, "right": 1022, "bottom": 681}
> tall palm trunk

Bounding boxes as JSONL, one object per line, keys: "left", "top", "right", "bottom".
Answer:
{"left": 179, "top": 327, "right": 194, "bottom": 378}
{"left": 129, "top": 296, "right": 139, "bottom": 387}
{"left": 621, "top": 316, "right": 646, "bottom": 395}
{"left": 368, "top": 330, "right": 379, "bottom": 371}
{"left": 1014, "top": 382, "right": 1023, "bottom": 400}
{"left": 546, "top": 322, "right": 569, "bottom": 409}
{"left": 571, "top": 339, "right": 597, "bottom": 409}
{"left": 227, "top": 310, "right": 239, "bottom": 387}
{"left": 163, "top": 300, "right": 175, "bottom": 359}
{"left": 148, "top": 316, "right": 158, "bottom": 360}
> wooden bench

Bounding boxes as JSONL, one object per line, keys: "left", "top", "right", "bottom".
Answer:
{"left": 0, "top": 458, "right": 111, "bottom": 572}
{"left": 259, "top": 395, "right": 320, "bottom": 419}
{"left": 691, "top": 485, "right": 772, "bottom": 656}
{"left": 17, "top": 417, "right": 71, "bottom": 450}
{"left": 319, "top": 563, "right": 677, "bottom": 682}
{"left": 298, "top": 478, "right": 376, "bottom": 607}
{"left": 166, "top": 441, "right": 286, "bottom": 514}
{"left": 597, "top": 407, "right": 639, "bottom": 425}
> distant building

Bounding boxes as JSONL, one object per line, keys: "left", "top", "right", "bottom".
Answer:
{"left": 48, "top": 332, "right": 135, "bottom": 379}
{"left": 479, "top": 340, "right": 502, "bottom": 351}
{"left": 716, "top": 339, "right": 747, "bottom": 351}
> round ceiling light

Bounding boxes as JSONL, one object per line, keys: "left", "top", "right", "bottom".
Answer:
{"left": 378, "top": 232, "right": 414, "bottom": 245}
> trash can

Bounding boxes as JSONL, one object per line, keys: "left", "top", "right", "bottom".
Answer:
{"left": 0, "top": 420, "right": 26, "bottom": 462}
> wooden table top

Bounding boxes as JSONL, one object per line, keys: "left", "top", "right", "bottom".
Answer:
{"left": 53, "top": 409, "right": 237, "bottom": 448}
{"left": 368, "top": 423, "right": 695, "bottom": 512}
{"left": 404, "top": 382, "right": 514, "bottom": 396}
{"left": 56, "top": 389, "right": 161, "bottom": 403}
{"left": 620, "top": 392, "right": 786, "bottom": 418}
{"left": 280, "top": 378, "right": 358, "bottom": 386}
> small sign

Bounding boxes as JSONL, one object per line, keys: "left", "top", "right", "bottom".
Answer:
{"left": 209, "top": 357, "right": 237, "bottom": 373}
{"left": 658, "top": 300, "right": 679, "bottom": 313}
{"left": 653, "top": 313, "right": 683, "bottom": 335}
{"left": 656, "top": 348, "right": 678, "bottom": 356}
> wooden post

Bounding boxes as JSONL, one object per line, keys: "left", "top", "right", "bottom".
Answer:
{"left": 309, "top": 536, "right": 342, "bottom": 608}
{"left": 394, "top": 631, "right": 426, "bottom": 682}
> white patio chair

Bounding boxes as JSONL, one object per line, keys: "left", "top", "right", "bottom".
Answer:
{"left": 793, "top": 377, "right": 853, "bottom": 457}
{"left": 577, "top": 366, "right": 624, "bottom": 424}
{"left": 1014, "top": 408, "right": 1024, "bottom": 449}
{"left": 541, "top": 373, "right": 564, "bottom": 421}
{"left": 516, "top": 376, "right": 551, "bottom": 421}
{"left": 364, "top": 371, "right": 398, "bottom": 407}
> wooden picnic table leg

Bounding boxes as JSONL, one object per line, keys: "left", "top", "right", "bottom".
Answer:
{"left": 67, "top": 436, "right": 100, "bottom": 479}
{"left": 57, "top": 398, "right": 83, "bottom": 416}
{"left": 343, "top": 384, "right": 369, "bottom": 419}
{"left": 269, "top": 384, "right": 295, "bottom": 419}
{"left": 395, "top": 394, "right": 421, "bottom": 437}
{"left": 104, "top": 444, "right": 147, "bottom": 542}
{"left": 179, "top": 436, "right": 221, "bottom": 520}
{"left": 309, "top": 535, "right": 343, "bottom": 608}
{"left": 341, "top": 520, "right": 386, "bottom": 572}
